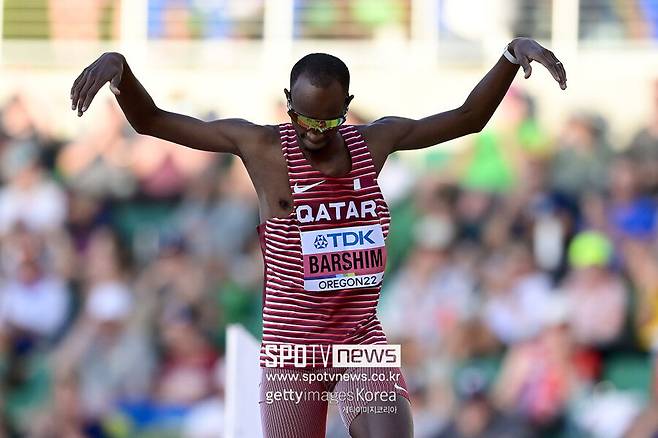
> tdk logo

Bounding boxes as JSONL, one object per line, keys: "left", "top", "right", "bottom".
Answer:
{"left": 326, "top": 230, "right": 375, "bottom": 247}
{"left": 300, "top": 224, "right": 384, "bottom": 255}
{"left": 313, "top": 235, "right": 328, "bottom": 249}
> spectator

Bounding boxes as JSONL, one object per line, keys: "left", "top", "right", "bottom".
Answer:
{"left": 380, "top": 214, "right": 476, "bottom": 355}
{"left": 620, "top": 239, "right": 658, "bottom": 351}
{"left": 54, "top": 228, "right": 155, "bottom": 417}
{"left": 0, "top": 141, "right": 67, "bottom": 234}
{"left": 550, "top": 112, "right": 613, "bottom": 199}
{"left": 606, "top": 155, "right": 657, "bottom": 246}
{"left": 28, "top": 370, "right": 108, "bottom": 438}
{"left": 458, "top": 88, "right": 549, "bottom": 194}
{"left": 133, "top": 232, "right": 212, "bottom": 334}
{"left": 54, "top": 281, "right": 155, "bottom": 417}
{"left": 154, "top": 309, "right": 221, "bottom": 406}
{"left": 171, "top": 157, "right": 259, "bottom": 262}
{"left": 492, "top": 295, "right": 583, "bottom": 435}
{"left": 130, "top": 128, "right": 214, "bottom": 199}
{"left": 482, "top": 242, "right": 553, "bottom": 345}
{"left": 626, "top": 78, "right": 658, "bottom": 195}
{"left": 57, "top": 100, "right": 137, "bottom": 199}
{"left": 0, "top": 228, "right": 70, "bottom": 343}
{"left": 560, "top": 231, "right": 628, "bottom": 349}
{"left": 437, "top": 366, "right": 533, "bottom": 438}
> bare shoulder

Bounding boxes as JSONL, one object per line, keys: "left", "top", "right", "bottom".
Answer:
{"left": 237, "top": 123, "right": 293, "bottom": 219}
{"left": 238, "top": 123, "right": 289, "bottom": 178}
{"left": 357, "top": 118, "right": 412, "bottom": 174}
{"left": 360, "top": 116, "right": 414, "bottom": 148}
{"left": 239, "top": 123, "right": 281, "bottom": 160}
{"left": 211, "top": 118, "right": 277, "bottom": 151}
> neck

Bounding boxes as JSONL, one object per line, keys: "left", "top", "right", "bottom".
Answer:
{"left": 299, "top": 131, "right": 342, "bottom": 158}
{"left": 298, "top": 130, "right": 351, "bottom": 177}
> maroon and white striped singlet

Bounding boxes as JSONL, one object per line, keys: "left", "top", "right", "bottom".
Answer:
{"left": 257, "top": 123, "right": 392, "bottom": 368}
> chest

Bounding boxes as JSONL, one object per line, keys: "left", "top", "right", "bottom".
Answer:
{"left": 246, "top": 128, "right": 387, "bottom": 223}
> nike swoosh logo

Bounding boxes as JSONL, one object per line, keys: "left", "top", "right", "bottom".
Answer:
{"left": 293, "top": 180, "right": 325, "bottom": 194}
{"left": 394, "top": 383, "right": 407, "bottom": 393}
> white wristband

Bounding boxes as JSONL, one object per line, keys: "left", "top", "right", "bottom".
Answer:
{"left": 503, "top": 44, "right": 520, "bottom": 64}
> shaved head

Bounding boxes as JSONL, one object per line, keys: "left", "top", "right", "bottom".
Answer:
{"left": 290, "top": 53, "right": 350, "bottom": 93}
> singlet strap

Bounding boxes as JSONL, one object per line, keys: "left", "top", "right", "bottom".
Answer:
{"left": 278, "top": 123, "right": 378, "bottom": 191}
{"left": 277, "top": 123, "right": 299, "bottom": 197}
{"left": 337, "top": 125, "right": 377, "bottom": 177}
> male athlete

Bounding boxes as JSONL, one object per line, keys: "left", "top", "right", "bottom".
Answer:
{"left": 70, "top": 37, "right": 566, "bottom": 438}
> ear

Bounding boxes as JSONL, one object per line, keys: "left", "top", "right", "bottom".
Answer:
{"left": 284, "top": 88, "right": 291, "bottom": 101}
{"left": 345, "top": 94, "right": 355, "bottom": 107}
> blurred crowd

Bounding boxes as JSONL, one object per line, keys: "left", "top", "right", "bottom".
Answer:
{"left": 0, "top": 79, "right": 657, "bottom": 438}
{"left": 0, "top": 94, "right": 260, "bottom": 438}
{"left": 377, "top": 81, "right": 658, "bottom": 438}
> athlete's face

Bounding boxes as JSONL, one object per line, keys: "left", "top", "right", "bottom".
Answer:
{"left": 285, "top": 75, "right": 353, "bottom": 151}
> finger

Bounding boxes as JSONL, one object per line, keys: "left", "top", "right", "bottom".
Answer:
{"left": 547, "top": 52, "right": 567, "bottom": 89}
{"left": 72, "top": 71, "right": 91, "bottom": 111}
{"left": 80, "top": 80, "right": 104, "bottom": 114}
{"left": 70, "top": 58, "right": 98, "bottom": 101}
{"left": 556, "top": 59, "right": 567, "bottom": 88}
{"left": 540, "top": 56, "right": 561, "bottom": 84}
{"left": 70, "top": 71, "right": 85, "bottom": 101}
{"left": 557, "top": 62, "right": 567, "bottom": 89}
{"left": 76, "top": 72, "right": 98, "bottom": 116}
{"left": 519, "top": 56, "right": 532, "bottom": 79}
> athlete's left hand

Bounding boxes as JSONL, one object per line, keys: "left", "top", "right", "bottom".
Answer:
{"left": 509, "top": 38, "right": 567, "bottom": 90}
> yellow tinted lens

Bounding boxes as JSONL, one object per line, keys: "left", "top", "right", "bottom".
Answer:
{"left": 296, "top": 114, "right": 343, "bottom": 131}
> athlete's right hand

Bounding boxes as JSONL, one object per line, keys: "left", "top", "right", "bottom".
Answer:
{"left": 70, "top": 52, "right": 124, "bottom": 117}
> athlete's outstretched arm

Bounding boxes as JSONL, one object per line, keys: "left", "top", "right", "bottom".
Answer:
{"left": 366, "top": 38, "right": 567, "bottom": 155}
{"left": 70, "top": 52, "right": 266, "bottom": 155}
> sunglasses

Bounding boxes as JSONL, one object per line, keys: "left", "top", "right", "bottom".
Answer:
{"left": 287, "top": 99, "right": 347, "bottom": 133}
